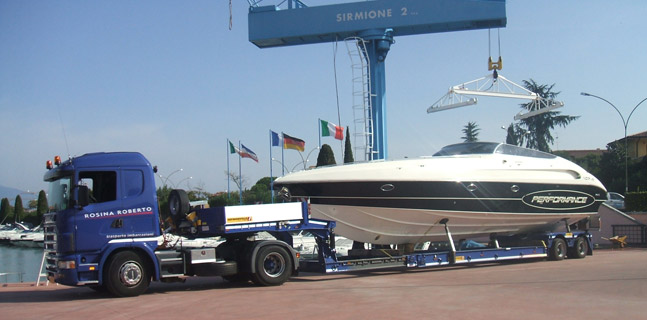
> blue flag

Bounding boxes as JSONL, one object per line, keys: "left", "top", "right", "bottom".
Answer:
{"left": 271, "top": 131, "right": 280, "bottom": 147}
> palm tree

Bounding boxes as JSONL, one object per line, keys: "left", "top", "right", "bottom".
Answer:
{"left": 462, "top": 122, "right": 480, "bottom": 142}
{"left": 518, "top": 79, "right": 578, "bottom": 152}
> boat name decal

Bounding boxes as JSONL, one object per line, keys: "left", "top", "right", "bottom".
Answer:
{"left": 531, "top": 196, "right": 588, "bottom": 205}
{"left": 84, "top": 207, "right": 154, "bottom": 219}
{"left": 522, "top": 190, "right": 595, "bottom": 210}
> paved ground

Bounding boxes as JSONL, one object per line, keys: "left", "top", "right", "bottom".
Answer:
{"left": 1, "top": 248, "right": 645, "bottom": 319}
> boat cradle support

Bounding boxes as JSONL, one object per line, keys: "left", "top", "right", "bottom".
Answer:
{"left": 300, "top": 218, "right": 592, "bottom": 274}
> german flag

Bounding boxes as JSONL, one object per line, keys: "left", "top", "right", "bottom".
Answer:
{"left": 283, "top": 133, "right": 305, "bottom": 152}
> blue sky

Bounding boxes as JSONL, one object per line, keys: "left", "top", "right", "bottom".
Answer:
{"left": 1, "top": 0, "right": 646, "bottom": 194}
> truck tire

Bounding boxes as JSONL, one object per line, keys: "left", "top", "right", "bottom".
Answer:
{"left": 105, "top": 251, "right": 150, "bottom": 297}
{"left": 192, "top": 261, "right": 238, "bottom": 277}
{"left": 568, "top": 237, "right": 588, "bottom": 259}
{"left": 168, "top": 189, "right": 190, "bottom": 225}
{"left": 548, "top": 238, "right": 567, "bottom": 261}
{"left": 251, "top": 245, "right": 293, "bottom": 286}
{"left": 222, "top": 273, "right": 251, "bottom": 283}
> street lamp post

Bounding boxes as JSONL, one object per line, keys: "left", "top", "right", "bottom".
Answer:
{"left": 581, "top": 92, "right": 647, "bottom": 193}
{"left": 159, "top": 168, "right": 183, "bottom": 188}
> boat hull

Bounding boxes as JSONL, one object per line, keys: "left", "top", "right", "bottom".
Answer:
{"left": 286, "top": 180, "right": 606, "bottom": 244}
{"left": 275, "top": 143, "right": 607, "bottom": 245}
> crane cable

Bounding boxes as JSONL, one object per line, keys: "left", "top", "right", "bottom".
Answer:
{"left": 488, "top": 29, "right": 502, "bottom": 71}
{"left": 229, "top": 0, "right": 233, "bottom": 30}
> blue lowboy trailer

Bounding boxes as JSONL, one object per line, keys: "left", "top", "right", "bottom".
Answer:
{"left": 42, "top": 152, "right": 593, "bottom": 297}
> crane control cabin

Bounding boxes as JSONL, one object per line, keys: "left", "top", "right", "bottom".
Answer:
{"left": 247, "top": 0, "right": 507, "bottom": 160}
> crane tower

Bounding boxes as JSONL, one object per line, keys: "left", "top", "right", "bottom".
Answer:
{"left": 248, "top": 0, "right": 506, "bottom": 160}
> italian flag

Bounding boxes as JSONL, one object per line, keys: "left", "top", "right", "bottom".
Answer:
{"left": 320, "top": 119, "right": 344, "bottom": 140}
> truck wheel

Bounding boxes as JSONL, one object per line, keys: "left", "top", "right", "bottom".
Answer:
{"left": 223, "top": 273, "right": 250, "bottom": 283}
{"left": 569, "top": 237, "right": 588, "bottom": 259}
{"left": 251, "top": 245, "right": 292, "bottom": 286}
{"left": 168, "top": 189, "right": 190, "bottom": 225}
{"left": 192, "top": 261, "right": 238, "bottom": 277}
{"left": 105, "top": 251, "right": 150, "bottom": 297}
{"left": 549, "top": 238, "right": 567, "bottom": 261}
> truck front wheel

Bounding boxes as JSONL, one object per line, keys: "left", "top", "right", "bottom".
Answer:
{"left": 105, "top": 251, "right": 151, "bottom": 297}
{"left": 251, "top": 245, "right": 293, "bottom": 286}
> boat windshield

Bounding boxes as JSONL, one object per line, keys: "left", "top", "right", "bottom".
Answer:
{"left": 433, "top": 142, "right": 556, "bottom": 159}
{"left": 48, "top": 175, "right": 72, "bottom": 212}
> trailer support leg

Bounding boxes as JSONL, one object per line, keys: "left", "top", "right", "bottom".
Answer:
{"left": 563, "top": 218, "right": 571, "bottom": 233}
{"left": 440, "top": 218, "right": 456, "bottom": 264}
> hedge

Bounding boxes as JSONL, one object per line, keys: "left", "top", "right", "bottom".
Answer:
{"left": 626, "top": 191, "right": 647, "bottom": 212}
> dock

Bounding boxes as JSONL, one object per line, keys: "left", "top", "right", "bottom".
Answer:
{"left": 1, "top": 248, "right": 645, "bottom": 319}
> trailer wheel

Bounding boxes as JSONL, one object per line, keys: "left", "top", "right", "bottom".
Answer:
{"left": 105, "top": 251, "right": 150, "bottom": 297}
{"left": 251, "top": 245, "right": 292, "bottom": 286}
{"left": 569, "top": 237, "right": 588, "bottom": 259}
{"left": 549, "top": 238, "right": 567, "bottom": 261}
{"left": 168, "top": 189, "right": 190, "bottom": 224}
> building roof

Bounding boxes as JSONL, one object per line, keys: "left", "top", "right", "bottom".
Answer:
{"left": 614, "top": 130, "right": 647, "bottom": 143}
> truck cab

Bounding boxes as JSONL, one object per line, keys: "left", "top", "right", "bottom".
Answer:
{"left": 44, "top": 152, "right": 162, "bottom": 292}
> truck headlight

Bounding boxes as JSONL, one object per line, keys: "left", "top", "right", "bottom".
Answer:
{"left": 57, "top": 260, "right": 76, "bottom": 269}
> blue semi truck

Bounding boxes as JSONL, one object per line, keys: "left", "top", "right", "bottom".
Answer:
{"left": 42, "top": 152, "right": 594, "bottom": 297}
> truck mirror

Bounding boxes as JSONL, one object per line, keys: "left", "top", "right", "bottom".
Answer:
{"left": 77, "top": 185, "right": 90, "bottom": 207}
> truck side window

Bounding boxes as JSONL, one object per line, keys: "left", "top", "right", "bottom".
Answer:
{"left": 79, "top": 171, "right": 117, "bottom": 203}
{"left": 123, "top": 170, "right": 144, "bottom": 198}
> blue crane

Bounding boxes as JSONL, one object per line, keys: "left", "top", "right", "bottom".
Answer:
{"left": 248, "top": 0, "right": 506, "bottom": 160}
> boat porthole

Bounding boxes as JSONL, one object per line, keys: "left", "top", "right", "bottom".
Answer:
{"left": 511, "top": 185, "right": 520, "bottom": 193}
{"left": 381, "top": 184, "right": 395, "bottom": 192}
{"left": 466, "top": 183, "right": 477, "bottom": 192}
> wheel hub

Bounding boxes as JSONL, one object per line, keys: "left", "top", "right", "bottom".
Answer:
{"left": 263, "top": 252, "right": 286, "bottom": 278}
{"left": 119, "top": 262, "right": 143, "bottom": 286}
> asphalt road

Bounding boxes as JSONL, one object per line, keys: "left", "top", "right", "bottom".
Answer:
{"left": 1, "top": 248, "right": 645, "bottom": 319}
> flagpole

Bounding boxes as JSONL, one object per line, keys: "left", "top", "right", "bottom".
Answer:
{"left": 226, "top": 139, "right": 230, "bottom": 199}
{"left": 281, "top": 132, "right": 285, "bottom": 176}
{"left": 318, "top": 118, "right": 322, "bottom": 149}
{"left": 238, "top": 141, "right": 243, "bottom": 205}
{"left": 269, "top": 130, "right": 274, "bottom": 203}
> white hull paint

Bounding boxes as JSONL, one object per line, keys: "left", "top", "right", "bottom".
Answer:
{"left": 310, "top": 204, "right": 596, "bottom": 244}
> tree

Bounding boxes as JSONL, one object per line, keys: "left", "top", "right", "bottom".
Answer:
{"left": 344, "top": 127, "right": 354, "bottom": 163}
{"left": 14, "top": 195, "right": 24, "bottom": 223}
{"left": 518, "top": 79, "right": 579, "bottom": 152}
{"left": 157, "top": 185, "right": 172, "bottom": 222}
{"left": 246, "top": 177, "right": 275, "bottom": 204}
{"left": 36, "top": 190, "right": 48, "bottom": 223}
{"left": 316, "top": 144, "right": 337, "bottom": 167}
{"left": 462, "top": 122, "right": 480, "bottom": 142}
{"left": 225, "top": 170, "right": 248, "bottom": 192}
{"left": 0, "top": 198, "right": 13, "bottom": 224}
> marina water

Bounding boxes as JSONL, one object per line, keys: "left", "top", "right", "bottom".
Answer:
{"left": 0, "top": 245, "right": 44, "bottom": 283}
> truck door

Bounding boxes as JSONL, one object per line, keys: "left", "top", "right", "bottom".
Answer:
{"left": 75, "top": 170, "right": 123, "bottom": 253}
{"left": 75, "top": 169, "right": 158, "bottom": 253}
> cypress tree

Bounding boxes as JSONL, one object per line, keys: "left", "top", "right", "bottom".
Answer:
{"left": 316, "top": 144, "right": 337, "bottom": 167}
{"left": 37, "top": 190, "right": 49, "bottom": 222}
{"left": 344, "top": 127, "right": 354, "bottom": 163}
{"left": 1, "top": 198, "right": 13, "bottom": 224}
{"left": 14, "top": 195, "right": 24, "bottom": 223}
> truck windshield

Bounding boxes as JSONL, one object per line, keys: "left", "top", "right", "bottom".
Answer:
{"left": 48, "top": 176, "right": 72, "bottom": 211}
